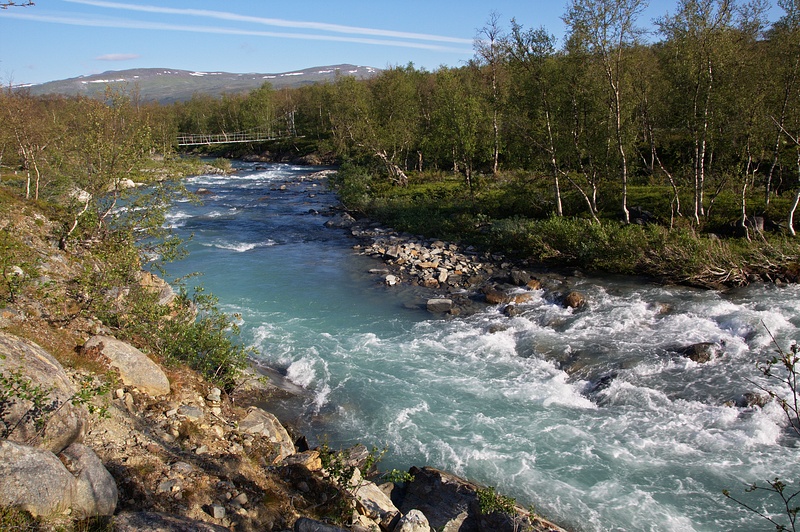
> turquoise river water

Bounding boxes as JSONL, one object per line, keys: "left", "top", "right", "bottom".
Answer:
{"left": 163, "top": 162, "right": 800, "bottom": 531}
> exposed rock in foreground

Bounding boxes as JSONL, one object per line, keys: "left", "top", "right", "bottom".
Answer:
{"left": 0, "top": 329, "right": 568, "bottom": 531}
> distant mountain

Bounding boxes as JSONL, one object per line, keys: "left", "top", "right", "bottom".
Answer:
{"left": 21, "top": 64, "right": 380, "bottom": 104}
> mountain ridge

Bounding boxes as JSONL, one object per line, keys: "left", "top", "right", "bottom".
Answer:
{"left": 21, "top": 64, "right": 380, "bottom": 103}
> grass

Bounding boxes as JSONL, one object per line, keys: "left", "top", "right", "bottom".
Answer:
{"left": 334, "top": 166, "right": 800, "bottom": 287}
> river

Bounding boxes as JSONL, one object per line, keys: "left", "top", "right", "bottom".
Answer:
{"left": 163, "top": 161, "right": 800, "bottom": 532}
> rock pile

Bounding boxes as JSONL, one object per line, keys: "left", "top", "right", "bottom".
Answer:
{"left": 345, "top": 217, "right": 587, "bottom": 317}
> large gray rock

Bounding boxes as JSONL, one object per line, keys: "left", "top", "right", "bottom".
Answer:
{"left": 0, "top": 439, "right": 75, "bottom": 517}
{"left": 0, "top": 331, "right": 88, "bottom": 453}
{"left": 60, "top": 442, "right": 118, "bottom": 517}
{"left": 0, "top": 440, "right": 117, "bottom": 518}
{"left": 426, "top": 298, "right": 453, "bottom": 313}
{"left": 399, "top": 467, "right": 566, "bottom": 532}
{"left": 400, "top": 467, "right": 479, "bottom": 532}
{"left": 113, "top": 511, "right": 229, "bottom": 531}
{"left": 348, "top": 468, "right": 400, "bottom": 530}
{"left": 396, "top": 508, "right": 432, "bottom": 532}
{"left": 83, "top": 335, "right": 170, "bottom": 396}
{"left": 238, "top": 407, "right": 295, "bottom": 462}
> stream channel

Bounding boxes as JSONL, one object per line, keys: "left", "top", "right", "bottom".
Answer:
{"left": 163, "top": 161, "right": 800, "bottom": 531}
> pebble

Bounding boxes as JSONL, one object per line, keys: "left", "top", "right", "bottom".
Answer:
{"left": 206, "top": 387, "right": 222, "bottom": 402}
{"left": 210, "top": 504, "right": 226, "bottom": 520}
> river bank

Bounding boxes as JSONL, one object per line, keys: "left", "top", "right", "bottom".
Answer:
{"left": 0, "top": 164, "right": 571, "bottom": 531}
{"left": 144, "top": 161, "right": 800, "bottom": 531}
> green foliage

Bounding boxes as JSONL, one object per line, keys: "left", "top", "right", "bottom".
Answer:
{"left": 0, "top": 365, "right": 112, "bottom": 442}
{"left": 0, "top": 367, "right": 53, "bottom": 438}
{"left": 381, "top": 469, "right": 415, "bottom": 485}
{"left": 476, "top": 485, "right": 517, "bottom": 516}
{"left": 0, "top": 225, "right": 37, "bottom": 303}
{"left": 318, "top": 442, "right": 387, "bottom": 486}
{"left": 0, "top": 506, "right": 37, "bottom": 531}
{"left": 153, "top": 287, "right": 253, "bottom": 392}
{"left": 211, "top": 157, "right": 232, "bottom": 172}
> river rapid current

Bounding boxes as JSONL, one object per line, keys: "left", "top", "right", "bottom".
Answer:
{"left": 163, "top": 162, "right": 800, "bottom": 531}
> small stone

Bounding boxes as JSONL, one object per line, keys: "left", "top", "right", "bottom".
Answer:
{"left": 232, "top": 493, "right": 248, "bottom": 505}
{"left": 157, "top": 479, "right": 179, "bottom": 493}
{"left": 209, "top": 504, "right": 225, "bottom": 520}
{"left": 206, "top": 388, "right": 222, "bottom": 402}
{"left": 171, "top": 461, "right": 194, "bottom": 474}
{"left": 195, "top": 445, "right": 209, "bottom": 455}
{"left": 177, "top": 405, "right": 204, "bottom": 421}
{"left": 115, "top": 388, "right": 125, "bottom": 399}
{"left": 124, "top": 393, "right": 135, "bottom": 412}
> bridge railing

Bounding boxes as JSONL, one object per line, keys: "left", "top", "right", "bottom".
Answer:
{"left": 176, "top": 130, "right": 284, "bottom": 146}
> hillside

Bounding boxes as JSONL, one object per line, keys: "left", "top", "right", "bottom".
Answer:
{"left": 21, "top": 64, "right": 380, "bottom": 103}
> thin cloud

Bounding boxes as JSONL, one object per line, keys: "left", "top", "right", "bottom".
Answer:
{"left": 96, "top": 53, "right": 140, "bottom": 61}
{"left": 4, "top": 12, "right": 473, "bottom": 54}
{"left": 66, "top": 0, "right": 473, "bottom": 45}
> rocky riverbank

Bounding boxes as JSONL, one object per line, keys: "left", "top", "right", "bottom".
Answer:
{"left": 323, "top": 208, "right": 590, "bottom": 317}
{"left": 0, "top": 323, "right": 567, "bottom": 532}
{"left": 0, "top": 176, "right": 568, "bottom": 531}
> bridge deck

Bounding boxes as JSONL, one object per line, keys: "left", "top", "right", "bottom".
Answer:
{"left": 176, "top": 131, "right": 288, "bottom": 146}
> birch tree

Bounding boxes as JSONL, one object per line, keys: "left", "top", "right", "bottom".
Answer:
{"left": 564, "top": 0, "right": 647, "bottom": 224}
{"left": 657, "top": 0, "right": 736, "bottom": 225}
{"left": 475, "top": 12, "right": 505, "bottom": 176}
{"left": 505, "top": 21, "right": 564, "bottom": 216}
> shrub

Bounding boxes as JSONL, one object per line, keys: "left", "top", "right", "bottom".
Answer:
{"left": 153, "top": 287, "right": 253, "bottom": 392}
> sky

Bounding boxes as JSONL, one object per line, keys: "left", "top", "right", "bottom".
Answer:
{"left": 0, "top": 0, "right": 786, "bottom": 87}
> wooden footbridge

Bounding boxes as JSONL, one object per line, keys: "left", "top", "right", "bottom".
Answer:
{"left": 176, "top": 128, "right": 295, "bottom": 146}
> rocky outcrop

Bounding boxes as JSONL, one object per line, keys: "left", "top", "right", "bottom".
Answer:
{"left": 139, "top": 271, "right": 177, "bottom": 306}
{"left": 397, "top": 466, "right": 564, "bottom": 532}
{"left": 347, "top": 468, "right": 401, "bottom": 530}
{"left": 83, "top": 335, "right": 171, "bottom": 396}
{"left": 0, "top": 331, "right": 88, "bottom": 453}
{"left": 347, "top": 219, "right": 589, "bottom": 318}
{"left": 399, "top": 466, "right": 480, "bottom": 531}
{"left": 0, "top": 440, "right": 117, "bottom": 518}
{"left": 238, "top": 406, "right": 296, "bottom": 463}
{"left": 396, "top": 508, "right": 432, "bottom": 532}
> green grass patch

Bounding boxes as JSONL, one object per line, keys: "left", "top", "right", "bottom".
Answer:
{"left": 333, "top": 166, "right": 800, "bottom": 286}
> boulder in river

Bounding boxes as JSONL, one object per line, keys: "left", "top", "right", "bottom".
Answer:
{"left": 323, "top": 212, "right": 356, "bottom": 229}
{"left": 563, "top": 291, "right": 586, "bottom": 309}
{"left": 426, "top": 298, "right": 453, "bottom": 313}
{"left": 677, "top": 342, "right": 722, "bottom": 363}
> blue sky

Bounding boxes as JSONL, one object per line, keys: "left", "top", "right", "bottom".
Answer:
{"left": 0, "top": 0, "right": 785, "bottom": 86}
